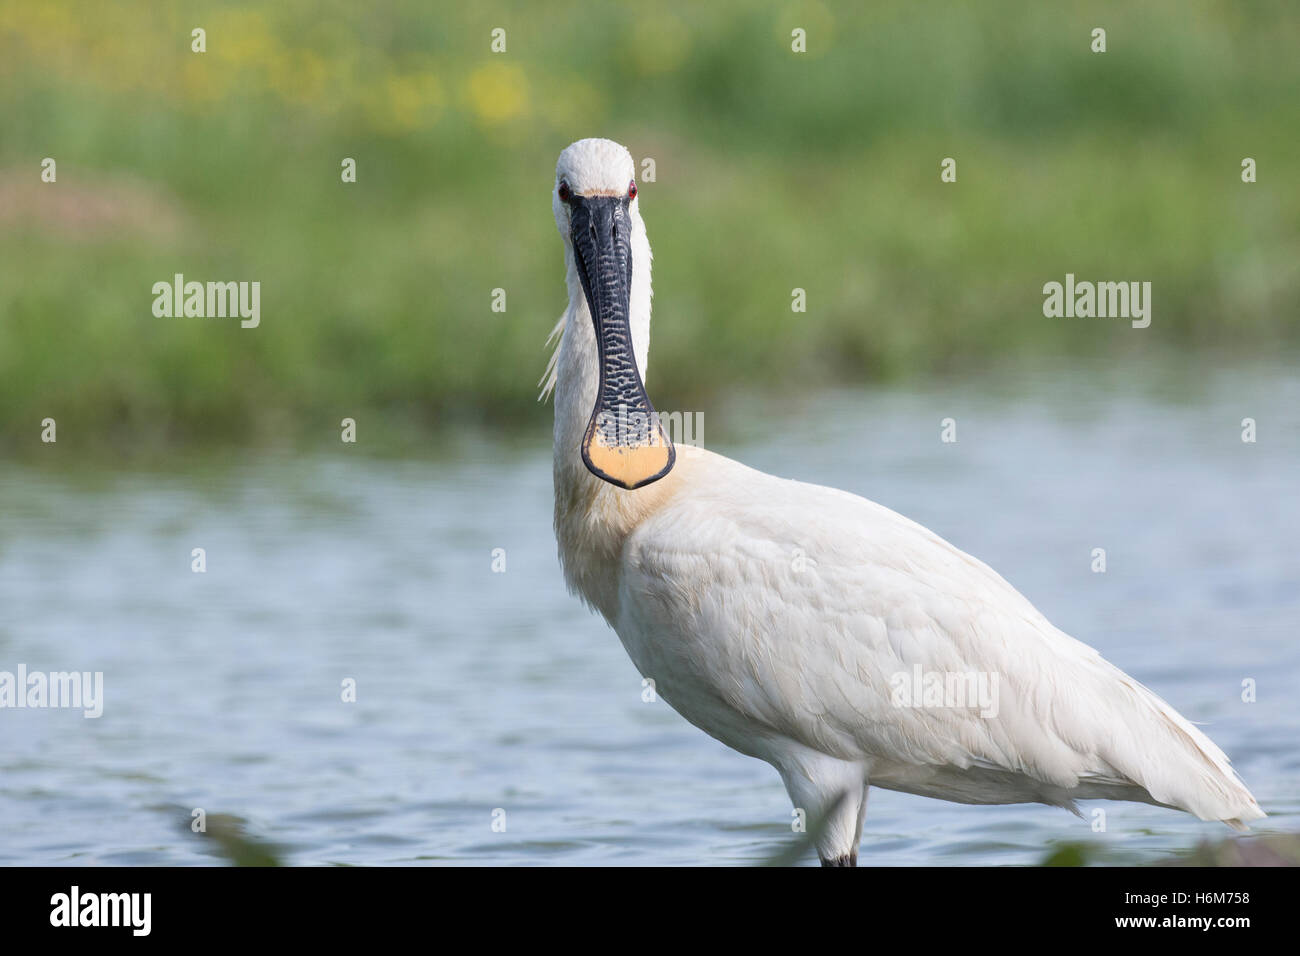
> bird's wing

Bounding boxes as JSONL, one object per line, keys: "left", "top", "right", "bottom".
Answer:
{"left": 618, "top": 450, "right": 1262, "bottom": 823}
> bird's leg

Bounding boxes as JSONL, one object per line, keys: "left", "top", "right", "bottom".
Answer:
{"left": 820, "top": 849, "right": 858, "bottom": 867}
{"left": 778, "top": 758, "right": 868, "bottom": 867}
{"left": 821, "top": 785, "right": 869, "bottom": 866}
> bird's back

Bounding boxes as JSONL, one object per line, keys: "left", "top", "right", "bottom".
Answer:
{"left": 614, "top": 446, "right": 1264, "bottom": 827}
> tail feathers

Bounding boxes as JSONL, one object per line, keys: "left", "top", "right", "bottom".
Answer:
{"left": 1107, "top": 669, "right": 1264, "bottom": 828}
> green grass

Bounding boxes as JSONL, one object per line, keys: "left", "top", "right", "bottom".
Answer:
{"left": 1, "top": 0, "right": 1297, "bottom": 455}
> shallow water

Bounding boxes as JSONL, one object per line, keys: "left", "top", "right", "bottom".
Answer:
{"left": 2, "top": 360, "right": 1297, "bottom": 865}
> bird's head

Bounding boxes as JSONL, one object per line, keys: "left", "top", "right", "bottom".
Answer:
{"left": 553, "top": 138, "right": 673, "bottom": 490}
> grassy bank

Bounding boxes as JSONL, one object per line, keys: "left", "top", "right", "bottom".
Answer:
{"left": 2, "top": 1, "right": 1297, "bottom": 454}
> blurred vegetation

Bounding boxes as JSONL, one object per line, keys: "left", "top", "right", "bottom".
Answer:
{"left": 1041, "top": 831, "right": 1300, "bottom": 866}
{"left": 183, "top": 809, "right": 285, "bottom": 866}
{"left": 1, "top": 0, "right": 1297, "bottom": 455}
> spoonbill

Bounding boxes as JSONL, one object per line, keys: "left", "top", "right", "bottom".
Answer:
{"left": 543, "top": 138, "right": 1264, "bottom": 865}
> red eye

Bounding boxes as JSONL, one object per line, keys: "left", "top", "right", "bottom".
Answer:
{"left": 558, "top": 180, "right": 571, "bottom": 202}
{"left": 628, "top": 180, "right": 638, "bottom": 200}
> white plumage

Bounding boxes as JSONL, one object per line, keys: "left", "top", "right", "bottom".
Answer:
{"left": 545, "top": 138, "right": 1264, "bottom": 864}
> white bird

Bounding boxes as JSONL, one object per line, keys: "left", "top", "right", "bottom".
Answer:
{"left": 544, "top": 137, "right": 1264, "bottom": 865}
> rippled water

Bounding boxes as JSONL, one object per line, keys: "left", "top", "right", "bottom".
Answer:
{"left": 2, "top": 360, "right": 1297, "bottom": 865}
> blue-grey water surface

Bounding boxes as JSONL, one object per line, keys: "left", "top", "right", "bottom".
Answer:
{"left": 2, "top": 359, "right": 1297, "bottom": 865}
